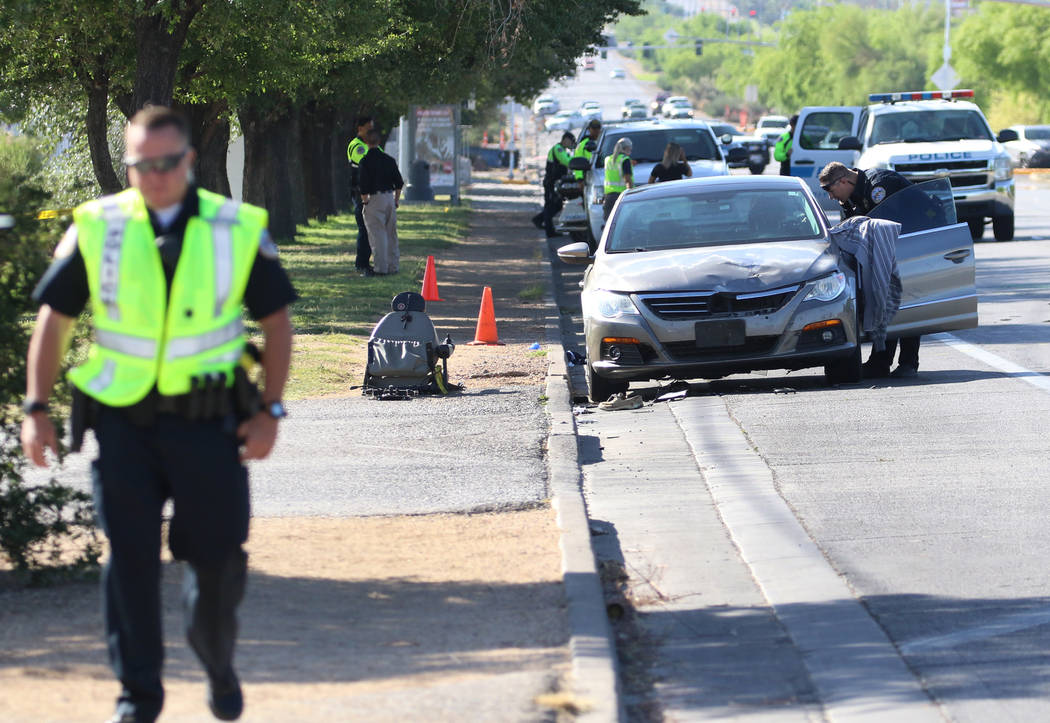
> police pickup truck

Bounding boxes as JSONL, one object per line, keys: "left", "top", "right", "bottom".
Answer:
{"left": 790, "top": 89, "right": 1019, "bottom": 240}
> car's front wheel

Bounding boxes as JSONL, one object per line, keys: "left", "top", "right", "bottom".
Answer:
{"left": 748, "top": 162, "right": 765, "bottom": 175}
{"left": 993, "top": 212, "right": 1014, "bottom": 241}
{"left": 587, "top": 363, "right": 628, "bottom": 403}
{"left": 967, "top": 217, "right": 985, "bottom": 240}
{"left": 824, "top": 343, "right": 862, "bottom": 385}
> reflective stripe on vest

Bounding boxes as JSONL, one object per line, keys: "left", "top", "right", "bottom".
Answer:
{"left": 211, "top": 200, "right": 240, "bottom": 317}
{"left": 165, "top": 317, "right": 244, "bottom": 361}
{"left": 99, "top": 197, "right": 126, "bottom": 322}
{"left": 605, "top": 153, "right": 629, "bottom": 193}
{"left": 95, "top": 328, "right": 158, "bottom": 359}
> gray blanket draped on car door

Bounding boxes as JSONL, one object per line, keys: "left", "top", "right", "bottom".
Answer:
{"left": 829, "top": 216, "right": 902, "bottom": 352}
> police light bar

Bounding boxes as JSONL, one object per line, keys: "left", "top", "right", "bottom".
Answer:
{"left": 869, "top": 89, "right": 974, "bottom": 103}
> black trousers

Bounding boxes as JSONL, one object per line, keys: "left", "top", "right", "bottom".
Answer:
{"left": 867, "top": 335, "right": 921, "bottom": 370}
{"left": 92, "top": 406, "right": 249, "bottom": 722}
{"left": 354, "top": 197, "right": 372, "bottom": 270}
{"left": 531, "top": 186, "right": 563, "bottom": 236}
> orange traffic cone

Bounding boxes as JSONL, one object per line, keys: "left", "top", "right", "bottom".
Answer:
{"left": 467, "top": 286, "right": 504, "bottom": 345}
{"left": 421, "top": 255, "right": 443, "bottom": 301}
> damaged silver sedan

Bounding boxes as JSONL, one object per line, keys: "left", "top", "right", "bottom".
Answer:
{"left": 558, "top": 176, "right": 977, "bottom": 402}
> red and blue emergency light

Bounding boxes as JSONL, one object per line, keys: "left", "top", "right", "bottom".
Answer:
{"left": 868, "top": 89, "right": 974, "bottom": 103}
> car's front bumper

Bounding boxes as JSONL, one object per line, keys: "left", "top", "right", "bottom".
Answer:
{"left": 584, "top": 289, "right": 859, "bottom": 382}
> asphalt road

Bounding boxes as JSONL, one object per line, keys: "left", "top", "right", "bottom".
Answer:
{"left": 543, "top": 57, "right": 1050, "bottom": 720}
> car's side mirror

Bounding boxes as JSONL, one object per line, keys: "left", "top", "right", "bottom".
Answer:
{"left": 837, "top": 136, "right": 862, "bottom": 151}
{"left": 556, "top": 241, "right": 594, "bottom": 265}
{"left": 997, "top": 128, "right": 1019, "bottom": 143}
{"left": 568, "top": 157, "right": 591, "bottom": 171}
{"left": 720, "top": 133, "right": 733, "bottom": 145}
{"left": 725, "top": 147, "right": 748, "bottom": 164}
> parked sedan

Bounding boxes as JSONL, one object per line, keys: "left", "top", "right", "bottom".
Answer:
{"left": 1003, "top": 124, "right": 1050, "bottom": 168}
{"left": 558, "top": 176, "right": 977, "bottom": 402}
{"left": 708, "top": 122, "right": 770, "bottom": 174}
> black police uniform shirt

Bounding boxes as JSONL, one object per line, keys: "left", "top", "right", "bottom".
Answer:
{"left": 649, "top": 161, "right": 689, "bottom": 183}
{"left": 841, "top": 167, "right": 912, "bottom": 219}
{"left": 33, "top": 186, "right": 299, "bottom": 321}
{"left": 357, "top": 148, "right": 404, "bottom": 196}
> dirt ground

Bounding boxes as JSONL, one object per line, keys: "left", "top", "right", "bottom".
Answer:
{"left": 0, "top": 177, "right": 574, "bottom": 722}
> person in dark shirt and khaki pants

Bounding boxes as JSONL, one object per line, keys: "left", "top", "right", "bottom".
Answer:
{"left": 358, "top": 129, "right": 405, "bottom": 275}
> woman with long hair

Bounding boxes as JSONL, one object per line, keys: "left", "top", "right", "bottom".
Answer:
{"left": 648, "top": 142, "right": 693, "bottom": 184}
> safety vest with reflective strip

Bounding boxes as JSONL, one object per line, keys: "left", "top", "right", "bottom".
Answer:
{"left": 68, "top": 187, "right": 267, "bottom": 406}
{"left": 347, "top": 136, "right": 368, "bottom": 166}
{"left": 604, "top": 153, "right": 630, "bottom": 194}
{"left": 571, "top": 136, "right": 597, "bottom": 179}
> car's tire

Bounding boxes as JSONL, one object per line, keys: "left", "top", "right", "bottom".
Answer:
{"left": 748, "top": 163, "right": 765, "bottom": 175}
{"left": 993, "top": 212, "right": 1015, "bottom": 241}
{"left": 824, "top": 343, "right": 862, "bottom": 385}
{"left": 587, "top": 363, "right": 628, "bottom": 403}
{"left": 967, "top": 217, "right": 985, "bottom": 240}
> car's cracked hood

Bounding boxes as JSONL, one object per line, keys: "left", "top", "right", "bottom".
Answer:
{"left": 590, "top": 240, "right": 838, "bottom": 294}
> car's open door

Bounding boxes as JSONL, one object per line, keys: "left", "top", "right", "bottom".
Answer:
{"left": 791, "top": 107, "right": 861, "bottom": 212}
{"left": 868, "top": 179, "right": 978, "bottom": 336}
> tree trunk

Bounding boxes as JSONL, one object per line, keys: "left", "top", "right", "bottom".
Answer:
{"left": 131, "top": 1, "right": 202, "bottom": 111}
{"left": 178, "top": 100, "right": 231, "bottom": 196}
{"left": 84, "top": 76, "right": 124, "bottom": 195}
{"left": 332, "top": 113, "right": 354, "bottom": 214}
{"left": 239, "top": 97, "right": 306, "bottom": 241}
{"left": 299, "top": 103, "right": 336, "bottom": 223}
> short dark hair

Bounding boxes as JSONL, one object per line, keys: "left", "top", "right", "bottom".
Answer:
{"left": 561, "top": 132, "right": 575, "bottom": 145}
{"left": 588, "top": 118, "right": 602, "bottom": 129}
{"left": 128, "top": 106, "right": 190, "bottom": 145}
{"left": 819, "top": 161, "right": 850, "bottom": 186}
{"left": 366, "top": 129, "right": 381, "bottom": 145}
{"left": 356, "top": 115, "right": 374, "bottom": 131}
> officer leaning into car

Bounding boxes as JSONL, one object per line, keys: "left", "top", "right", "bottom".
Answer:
{"left": 819, "top": 160, "right": 920, "bottom": 379}
{"left": 571, "top": 118, "right": 603, "bottom": 180}
{"left": 531, "top": 131, "right": 575, "bottom": 237}
{"left": 21, "top": 106, "right": 297, "bottom": 723}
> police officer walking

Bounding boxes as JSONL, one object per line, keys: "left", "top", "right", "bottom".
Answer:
{"left": 21, "top": 106, "right": 297, "bottom": 723}
{"left": 531, "top": 131, "right": 575, "bottom": 237}
{"left": 774, "top": 114, "right": 798, "bottom": 176}
{"left": 347, "top": 115, "right": 377, "bottom": 276}
{"left": 819, "top": 161, "right": 921, "bottom": 378}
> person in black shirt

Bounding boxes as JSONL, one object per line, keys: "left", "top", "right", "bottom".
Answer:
{"left": 358, "top": 129, "right": 405, "bottom": 275}
{"left": 820, "top": 161, "right": 921, "bottom": 378}
{"left": 21, "top": 106, "right": 297, "bottom": 723}
{"left": 648, "top": 142, "right": 693, "bottom": 184}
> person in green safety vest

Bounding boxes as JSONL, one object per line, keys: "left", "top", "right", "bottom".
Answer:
{"left": 774, "top": 114, "right": 798, "bottom": 176}
{"left": 571, "top": 118, "right": 603, "bottom": 180}
{"left": 602, "top": 136, "right": 634, "bottom": 222}
{"left": 347, "top": 115, "right": 378, "bottom": 275}
{"left": 21, "top": 106, "right": 297, "bottom": 723}
{"left": 531, "top": 131, "right": 576, "bottom": 236}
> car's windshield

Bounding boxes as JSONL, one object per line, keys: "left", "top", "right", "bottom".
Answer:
{"left": 598, "top": 128, "right": 720, "bottom": 164}
{"left": 869, "top": 109, "right": 992, "bottom": 144}
{"left": 606, "top": 188, "right": 822, "bottom": 252}
{"left": 1025, "top": 126, "right": 1050, "bottom": 140}
{"left": 865, "top": 178, "right": 957, "bottom": 234}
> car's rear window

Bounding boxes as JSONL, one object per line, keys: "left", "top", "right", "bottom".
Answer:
{"left": 598, "top": 128, "right": 719, "bottom": 164}
{"left": 606, "top": 189, "right": 822, "bottom": 252}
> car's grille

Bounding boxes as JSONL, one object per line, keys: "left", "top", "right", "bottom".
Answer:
{"left": 663, "top": 336, "right": 780, "bottom": 362}
{"left": 639, "top": 287, "right": 799, "bottom": 320}
{"left": 948, "top": 174, "right": 991, "bottom": 188}
{"left": 892, "top": 160, "right": 987, "bottom": 173}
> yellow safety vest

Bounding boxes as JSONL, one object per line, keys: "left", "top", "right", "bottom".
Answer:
{"left": 347, "top": 136, "right": 368, "bottom": 165}
{"left": 572, "top": 136, "right": 597, "bottom": 179}
{"left": 604, "top": 153, "right": 630, "bottom": 194}
{"left": 68, "top": 187, "right": 267, "bottom": 406}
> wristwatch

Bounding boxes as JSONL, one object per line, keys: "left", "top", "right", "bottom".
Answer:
{"left": 23, "top": 399, "right": 49, "bottom": 415}
{"left": 264, "top": 400, "right": 287, "bottom": 419}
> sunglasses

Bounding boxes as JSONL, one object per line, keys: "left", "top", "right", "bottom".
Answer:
{"left": 820, "top": 177, "right": 844, "bottom": 192}
{"left": 125, "top": 150, "right": 188, "bottom": 174}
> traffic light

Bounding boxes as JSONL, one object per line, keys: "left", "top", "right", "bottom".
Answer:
{"left": 642, "top": 46, "right": 653, "bottom": 59}
{"left": 695, "top": 39, "right": 703, "bottom": 56}
{"left": 749, "top": 8, "right": 757, "bottom": 15}
{"left": 600, "top": 49, "right": 607, "bottom": 59}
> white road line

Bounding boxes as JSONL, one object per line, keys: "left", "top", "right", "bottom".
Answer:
{"left": 932, "top": 332, "right": 1050, "bottom": 393}
{"left": 900, "top": 606, "right": 1050, "bottom": 656}
{"left": 672, "top": 398, "right": 943, "bottom": 723}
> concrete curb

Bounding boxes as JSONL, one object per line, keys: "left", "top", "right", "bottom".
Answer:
{"left": 541, "top": 241, "right": 624, "bottom": 722}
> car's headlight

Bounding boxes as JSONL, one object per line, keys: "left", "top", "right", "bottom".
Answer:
{"left": 994, "top": 153, "right": 1013, "bottom": 181}
{"left": 582, "top": 289, "right": 639, "bottom": 318}
{"left": 803, "top": 272, "right": 847, "bottom": 302}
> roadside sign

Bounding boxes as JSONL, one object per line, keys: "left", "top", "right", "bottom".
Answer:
{"left": 931, "top": 63, "right": 959, "bottom": 91}
{"left": 663, "top": 28, "right": 680, "bottom": 44}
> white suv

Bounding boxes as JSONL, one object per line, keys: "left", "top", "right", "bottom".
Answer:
{"left": 793, "top": 90, "right": 1016, "bottom": 240}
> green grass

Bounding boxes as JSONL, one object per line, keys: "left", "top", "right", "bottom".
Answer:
{"left": 633, "top": 72, "right": 659, "bottom": 84}
{"left": 275, "top": 203, "right": 470, "bottom": 399}
{"left": 518, "top": 283, "right": 546, "bottom": 302}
